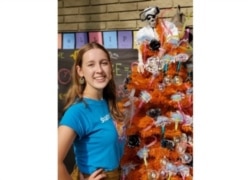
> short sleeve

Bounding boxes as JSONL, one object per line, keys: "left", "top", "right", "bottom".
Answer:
{"left": 59, "top": 105, "right": 85, "bottom": 138}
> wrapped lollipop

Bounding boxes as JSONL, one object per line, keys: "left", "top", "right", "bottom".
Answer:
{"left": 142, "top": 114, "right": 170, "bottom": 135}
{"left": 162, "top": 54, "right": 175, "bottom": 64}
{"left": 170, "top": 92, "right": 188, "bottom": 124}
{"left": 165, "top": 162, "right": 178, "bottom": 180}
{"left": 121, "top": 163, "right": 138, "bottom": 180}
{"left": 138, "top": 90, "right": 152, "bottom": 109}
{"left": 177, "top": 164, "right": 190, "bottom": 180}
{"left": 137, "top": 146, "right": 150, "bottom": 167}
{"left": 170, "top": 92, "right": 184, "bottom": 101}
{"left": 170, "top": 111, "right": 183, "bottom": 130}
{"left": 175, "top": 53, "right": 189, "bottom": 62}
{"left": 154, "top": 115, "right": 171, "bottom": 138}
{"left": 161, "top": 54, "right": 173, "bottom": 75}
{"left": 175, "top": 53, "right": 189, "bottom": 73}
{"left": 137, "top": 136, "right": 157, "bottom": 167}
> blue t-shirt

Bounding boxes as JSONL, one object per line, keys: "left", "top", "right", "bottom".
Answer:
{"left": 59, "top": 98, "right": 125, "bottom": 174}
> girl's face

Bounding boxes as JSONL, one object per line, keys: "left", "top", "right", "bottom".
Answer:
{"left": 77, "top": 48, "right": 112, "bottom": 92}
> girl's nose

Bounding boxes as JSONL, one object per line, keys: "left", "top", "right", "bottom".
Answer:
{"left": 95, "top": 64, "right": 103, "bottom": 72}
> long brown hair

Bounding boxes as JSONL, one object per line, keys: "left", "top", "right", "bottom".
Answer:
{"left": 63, "top": 42, "right": 124, "bottom": 121}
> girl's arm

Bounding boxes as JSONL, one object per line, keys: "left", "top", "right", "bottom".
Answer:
{"left": 58, "top": 126, "right": 76, "bottom": 180}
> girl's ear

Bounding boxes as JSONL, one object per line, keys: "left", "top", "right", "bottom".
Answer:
{"left": 76, "top": 65, "right": 84, "bottom": 77}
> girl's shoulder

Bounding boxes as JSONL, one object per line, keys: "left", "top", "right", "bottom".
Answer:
{"left": 66, "top": 98, "right": 87, "bottom": 111}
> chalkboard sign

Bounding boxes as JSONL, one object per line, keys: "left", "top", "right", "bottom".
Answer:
{"left": 58, "top": 49, "right": 138, "bottom": 118}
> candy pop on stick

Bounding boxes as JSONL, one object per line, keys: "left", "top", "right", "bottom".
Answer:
{"left": 170, "top": 111, "right": 183, "bottom": 130}
{"left": 177, "top": 164, "right": 190, "bottom": 180}
{"left": 175, "top": 53, "right": 189, "bottom": 72}
{"left": 138, "top": 90, "right": 152, "bottom": 110}
{"left": 137, "top": 146, "right": 150, "bottom": 167}
{"left": 130, "top": 90, "right": 152, "bottom": 125}
{"left": 121, "top": 163, "right": 137, "bottom": 180}
{"left": 171, "top": 93, "right": 187, "bottom": 123}
{"left": 142, "top": 113, "right": 170, "bottom": 137}
{"left": 154, "top": 115, "right": 171, "bottom": 138}
{"left": 165, "top": 162, "right": 177, "bottom": 180}
{"left": 137, "top": 135, "right": 157, "bottom": 167}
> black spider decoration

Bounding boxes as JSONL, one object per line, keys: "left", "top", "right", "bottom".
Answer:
{"left": 146, "top": 108, "right": 161, "bottom": 119}
{"left": 127, "top": 134, "right": 140, "bottom": 148}
{"left": 149, "top": 39, "right": 161, "bottom": 51}
{"left": 161, "top": 138, "right": 175, "bottom": 151}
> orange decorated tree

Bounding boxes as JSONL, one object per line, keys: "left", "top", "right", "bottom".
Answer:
{"left": 118, "top": 5, "right": 193, "bottom": 180}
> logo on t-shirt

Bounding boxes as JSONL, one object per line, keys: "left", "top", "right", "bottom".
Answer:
{"left": 100, "top": 114, "right": 111, "bottom": 123}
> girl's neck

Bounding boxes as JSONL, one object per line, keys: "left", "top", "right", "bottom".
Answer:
{"left": 83, "top": 91, "right": 103, "bottom": 100}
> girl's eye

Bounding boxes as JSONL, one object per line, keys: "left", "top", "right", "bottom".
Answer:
{"left": 87, "top": 64, "right": 94, "bottom": 67}
{"left": 102, "top": 61, "right": 109, "bottom": 65}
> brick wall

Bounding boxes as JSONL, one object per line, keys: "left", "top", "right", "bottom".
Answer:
{"left": 58, "top": 0, "right": 193, "bottom": 32}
